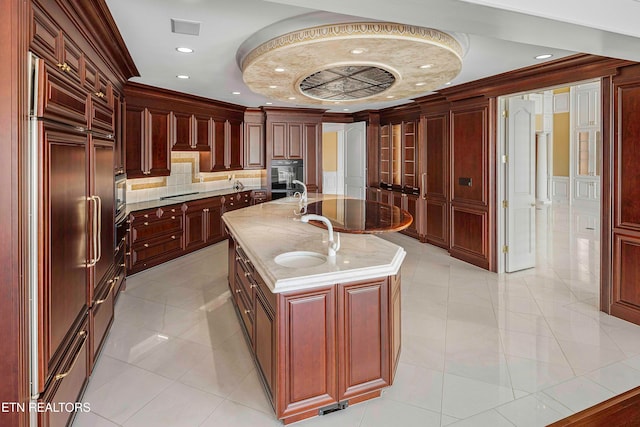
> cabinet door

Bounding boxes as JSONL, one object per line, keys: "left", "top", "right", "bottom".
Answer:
{"left": 40, "top": 126, "right": 89, "bottom": 388}
{"left": 184, "top": 206, "right": 207, "bottom": 251}
{"left": 38, "top": 62, "right": 87, "bottom": 128}
{"left": 213, "top": 119, "right": 227, "bottom": 171}
{"left": 172, "top": 111, "right": 193, "bottom": 151}
{"left": 303, "top": 123, "right": 320, "bottom": 192}
{"left": 112, "top": 89, "right": 125, "bottom": 174}
{"left": 337, "top": 278, "right": 389, "bottom": 400}
{"left": 244, "top": 122, "right": 265, "bottom": 169}
{"left": 227, "top": 119, "right": 243, "bottom": 170}
{"left": 379, "top": 125, "right": 391, "bottom": 185}
{"left": 288, "top": 123, "right": 303, "bottom": 159}
{"left": 278, "top": 287, "right": 337, "bottom": 419}
{"left": 30, "top": 4, "right": 61, "bottom": 65}
{"left": 194, "top": 115, "right": 212, "bottom": 151}
{"left": 92, "top": 140, "right": 115, "bottom": 294}
{"left": 124, "top": 103, "right": 145, "bottom": 178}
{"left": 255, "top": 289, "right": 276, "bottom": 401}
{"left": 146, "top": 108, "right": 171, "bottom": 176}
{"left": 271, "top": 122, "right": 287, "bottom": 160}
{"left": 400, "top": 193, "right": 419, "bottom": 238}
{"left": 205, "top": 202, "right": 224, "bottom": 243}
{"left": 60, "top": 35, "right": 83, "bottom": 85}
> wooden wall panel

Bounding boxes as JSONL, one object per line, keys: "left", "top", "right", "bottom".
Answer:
{"left": 615, "top": 83, "right": 640, "bottom": 230}
{"left": 612, "top": 233, "right": 640, "bottom": 325}
{"left": 451, "top": 108, "right": 487, "bottom": 205}
{"left": 425, "top": 115, "right": 447, "bottom": 198}
{"left": 1, "top": 0, "right": 29, "bottom": 424}
{"left": 450, "top": 207, "right": 489, "bottom": 269}
{"left": 426, "top": 201, "right": 448, "bottom": 248}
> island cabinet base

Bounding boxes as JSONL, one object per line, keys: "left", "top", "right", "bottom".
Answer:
{"left": 227, "top": 235, "right": 401, "bottom": 424}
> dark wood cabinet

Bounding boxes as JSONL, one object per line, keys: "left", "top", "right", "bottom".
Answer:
{"left": 265, "top": 108, "right": 323, "bottom": 195}
{"left": 124, "top": 104, "right": 171, "bottom": 178}
{"left": 244, "top": 108, "right": 265, "bottom": 169}
{"left": 223, "top": 191, "right": 251, "bottom": 212}
{"left": 337, "top": 279, "right": 390, "bottom": 401}
{"left": 379, "top": 121, "right": 418, "bottom": 189}
{"left": 37, "top": 62, "right": 87, "bottom": 128}
{"left": 183, "top": 197, "right": 224, "bottom": 251}
{"left": 171, "top": 112, "right": 213, "bottom": 151}
{"left": 112, "top": 88, "right": 125, "bottom": 174}
{"left": 227, "top": 233, "right": 400, "bottom": 424}
{"left": 199, "top": 119, "right": 243, "bottom": 172}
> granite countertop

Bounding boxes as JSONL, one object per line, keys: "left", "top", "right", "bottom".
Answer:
{"left": 126, "top": 186, "right": 264, "bottom": 215}
{"left": 222, "top": 195, "right": 406, "bottom": 293}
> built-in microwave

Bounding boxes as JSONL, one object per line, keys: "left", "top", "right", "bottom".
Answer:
{"left": 115, "top": 173, "right": 126, "bottom": 223}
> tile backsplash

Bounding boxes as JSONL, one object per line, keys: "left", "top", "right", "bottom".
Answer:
{"left": 126, "top": 152, "right": 266, "bottom": 204}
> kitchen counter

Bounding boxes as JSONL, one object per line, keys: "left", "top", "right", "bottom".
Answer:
{"left": 222, "top": 195, "right": 406, "bottom": 293}
{"left": 125, "top": 186, "right": 264, "bottom": 215}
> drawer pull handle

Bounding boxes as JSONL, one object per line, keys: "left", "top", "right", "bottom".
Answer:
{"left": 125, "top": 252, "right": 131, "bottom": 256}
{"left": 171, "top": 209, "right": 176, "bottom": 213}
{"left": 121, "top": 236, "right": 126, "bottom": 242}
{"left": 54, "top": 331, "right": 87, "bottom": 381}
{"left": 235, "top": 256, "right": 241, "bottom": 261}
{"left": 144, "top": 222, "right": 149, "bottom": 226}
{"left": 171, "top": 235, "right": 176, "bottom": 239}
{"left": 250, "top": 284, "right": 257, "bottom": 289}
{"left": 120, "top": 263, "right": 126, "bottom": 268}
{"left": 144, "top": 214, "right": 149, "bottom": 218}
{"left": 244, "top": 272, "right": 250, "bottom": 277}
{"left": 244, "top": 309, "right": 251, "bottom": 314}
{"left": 235, "top": 289, "right": 242, "bottom": 294}
{"left": 95, "top": 281, "right": 116, "bottom": 305}
{"left": 144, "top": 243, "right": 149, "bottom": 247}
{"left": 171, "top": 216, "right": 176, "bottom": 219}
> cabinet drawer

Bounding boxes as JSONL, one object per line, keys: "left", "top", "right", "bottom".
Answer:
{"left": 131, "top": 215, "right": 183, "bottom": 243}
{"left": 90, "top": 99, "right": 114, "bottom": 136}
{"left": 91, "top": 279, "right": 115, "bottom": 363}
{"left": 38, "top": 321, "right": 89, "bottom": 427}
{"left": 131, "top": 233, "right": 184, "bottom": 268}
{"left": 234, "top": 271, "right": 254, "bottom": 343}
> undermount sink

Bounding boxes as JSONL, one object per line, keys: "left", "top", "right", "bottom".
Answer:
{"left": 274, "top": 251, "right": 327, "bottom": 268}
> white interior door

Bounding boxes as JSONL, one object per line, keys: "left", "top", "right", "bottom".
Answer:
{"left": 344, "top": 122, "right": 366, "bottom": 199}
{"left": 506, "top": 97, "right": 536, "bottom": 272}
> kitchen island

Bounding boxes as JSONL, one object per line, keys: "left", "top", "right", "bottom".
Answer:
{"left": 222, "top": 196, "right": 405, "bottom": 424}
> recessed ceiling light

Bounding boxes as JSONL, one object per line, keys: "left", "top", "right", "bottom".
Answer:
{"left": 415, "top": 82, "right": 426, "bottom": 86}
{"left": 445, "top": 81, "right": 452, "bottom": 85}
{"left": 274, "top": 67, "right": 285, "bottom": 72}
{"left": 535, "top": 54, "right": 553, "bottom": 60}
{"left": 288, "top": 96, "right": 296, "bottom": 100}
{"left": 231, "top": 91, "right": 240, "bottom": 95}
{"left": 350, "top": 48, "right": 365, "bottom": 54}
{"left": 386, "top": 95, "right": 395, "bottom": 99}
{"left": 265, "top": 102, "right": 273, "bottom": 105}
{"left": 176, "top": 75, "right": 189, "bottom": 79}
{"left": 343, "top": 108, "right": 350, "bottom": 111}
{"left": 419, "top": 64, "right": 433, "bottom": 69}
{"left": 268, "top": 85, "right": 277, "bottom": 89}
{"left": 176, "top": 47, "right": 193, "bottom": 53}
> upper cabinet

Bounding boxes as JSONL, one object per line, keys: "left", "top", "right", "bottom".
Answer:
{"left": 264, "top": 108, "right": 323, "bottom": 193}
{"left": 244, "top": 108, "right": 265, "bottom": 169}
{"left": 123, "top": 82, "right": 247, "bottom": 177}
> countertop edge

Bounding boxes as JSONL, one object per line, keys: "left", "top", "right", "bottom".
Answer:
{"left": 223, "top": 206, "right": 406, "bottom": 294}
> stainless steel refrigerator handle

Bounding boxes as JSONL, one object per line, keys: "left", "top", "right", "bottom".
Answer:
{"left": 95, "top": 195, "right": 102, "bottom": 263}
{"left": 87, "top": 196, "right": 98, "bottom": 267}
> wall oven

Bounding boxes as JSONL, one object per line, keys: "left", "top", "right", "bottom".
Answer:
{"left": 115, "top": 173, "right": 126, "bottom": 223}
{"left": 270, "top": 159, "right": 304, "bottom": 200}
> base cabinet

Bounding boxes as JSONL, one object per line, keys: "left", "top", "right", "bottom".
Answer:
{"left": 228, "top": 234, "right": 400, "bottom": 424}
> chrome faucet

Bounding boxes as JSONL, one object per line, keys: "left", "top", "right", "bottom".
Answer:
{"left": 300, "top": 214, "right": 341, "bottom": 257}
{"left": 292, "top": 179, "right": 307, "bottom": 203}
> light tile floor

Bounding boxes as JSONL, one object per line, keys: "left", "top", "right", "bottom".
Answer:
{"left": 73, "top": 204, "right": 640, "bottom": 427}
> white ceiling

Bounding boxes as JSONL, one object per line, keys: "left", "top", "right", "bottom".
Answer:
{"left": 105, "top": 0, "right": 639, "bottom": 112}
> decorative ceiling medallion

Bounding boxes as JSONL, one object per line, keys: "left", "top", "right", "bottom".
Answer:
{"left": 241, "top": 22, "right": 463, "bottom": 105}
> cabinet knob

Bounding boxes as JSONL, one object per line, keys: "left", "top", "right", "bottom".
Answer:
{"left": 144, "top": 243, "right": 149, "bottom": 247}
{"left": 244, "top": 309, "right": 251, "bottom": 314}
{"left": 95, "top": 91, "right": 105, "bottom": 98}
{"left": 235, "top": 289, "right": 242, "bottom": 294}
{"left": 120, "top": 263, "right": 126, "bottom": 268}
{"left": 171, "top": 216, "right": 176, "bottom": 219}
{"left": 235, "top": 256, "right": 241, "bottom": 261}
{"left": 143, "top": 222, "right": 149, "bottom": 226}
{"left": 125, "top": 252, "right": 131, "bottom": 256}
{"left": 244, "top": 271, "right": 251, "bottom": 277}
{"left": 144, "top": 214, "right": 149, "bottom": 218}
{"left": 171, "top": 209, "right": 176, "bottom": 213}
{"left": 171, "top": 235, "right": 176, "bottom": 239}
{"left": 250, "top": 284, "right": 257, "bottom": 289}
